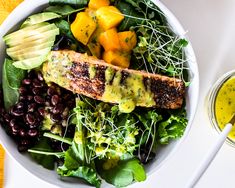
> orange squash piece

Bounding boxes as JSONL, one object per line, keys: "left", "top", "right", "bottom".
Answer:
{"left": 87, "top": 26, "right": 104, "bottom": 58}
{"left": 103, "top": 51, "right": 130, "bottom": 68}
{"left": 96, "top": 6, "right": 124, "bottom": 30}
{"left": 118, "top": 31, "right": 137, "bottom": 52}
{"left": 71, "top": 12, "right": 97, "bottom": 45}
{"left": 88, "top": 0, "right": 110, "bottom": 10}
{"left": 99, "top": 28, "right": 121, "bottom": 51}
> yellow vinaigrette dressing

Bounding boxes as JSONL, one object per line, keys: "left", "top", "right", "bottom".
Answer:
{"left": 215, "top": 76, "right": 235, "bottom": 139}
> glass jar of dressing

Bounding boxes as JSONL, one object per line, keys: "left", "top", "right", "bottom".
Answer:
{"left": 207, "top": 70, "right": 235, "bottom": 146}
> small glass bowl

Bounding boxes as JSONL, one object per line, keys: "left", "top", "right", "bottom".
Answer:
{"left": 207, "top": 70, "right": 235, "bottom": 147}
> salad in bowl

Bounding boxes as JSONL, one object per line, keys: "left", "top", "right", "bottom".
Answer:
{"left": 0, "top": 0, "right": 199, "bottom": 187}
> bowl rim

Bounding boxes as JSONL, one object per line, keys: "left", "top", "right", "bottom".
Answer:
{"left": 0, "top": 0, "right": 200, "bottom": 187}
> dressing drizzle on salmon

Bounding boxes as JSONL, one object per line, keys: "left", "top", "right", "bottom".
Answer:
{"left": 42, "top": 50, "right": 185, "bottom": 112}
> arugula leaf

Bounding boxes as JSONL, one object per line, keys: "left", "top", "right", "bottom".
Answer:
{"left": 98, "top": 158, "right": 146, "bottom": 187}
{"left": 2, "top": 59, "right": 25, "bottom": 110}
{"left": 158, "top": 111, "right": 188, "bottom": 144}
{"left": 45, "top": 5, "right": 83, "bottom": 16}
{"left": 49, "top": 0, "right": 89, "bottom": 8}
{"left": 29, "top": 138, "right": 56, "bottom": 170}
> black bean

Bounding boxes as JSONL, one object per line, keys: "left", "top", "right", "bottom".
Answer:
{"left": 33, "top": 79, "right": 44, "bottom": 88}
{"left": 38, "top": 107, "right": 45, "bottom": 116}
{"left": 19, "top": 129, "right": 27, "bottom": 137}
{"left": 9, "top": 119, "right": 16, "bottom": 127}
{"left": 47, "top": 87, "right": 56, "bottom": 96}
{"left": 16, "top": 102, "right": 24, "bottom": 110}
{"left": 11, "top": 125, "right": 20, "bottom": 135}
{"left": 28, "top": 129, "right": 38, "bottom": 137}
{"left": 27, "top": 95, "right": 33, "bottom": 101}
{"left": 29, "top": 123, "right": 38, "bottom": 129}
{"left": 34, "top": 96, "right": 45, "bottom": 104}
{"left": 19, "top": 95, "right": 27, "bottom": 102}
{"left": 52, "top": 104, "right": 64, "bottom": 114}
{"left": 11, "top": 107, "right": 24, "bottom": 117}
{"left": 19, "top": 87, "right": 27, "bottom": 95}
{"left": 51, "top": 95, "right": 60, "bottom": 106}
{"left": 50, "top": 114, "right": 62, "bottom": 122}
{"left": 32, "top": 88, "right": 41, "bottom": 95}
{"left": 37, "top": 72, "right": 44, "bottom": 81}
{"left": 4, "top": 114, "right": 11, "bottom": 123}
{"left": 26, "top": 113, "right": 36, "bottom": 125}
{"left": 20, "top": 139, "right": 30, "bottom": 146}
{"left": 22, "top": 79, "right": 31, "bottom": 85}
{"left": 28, "top": 103, "right": 37, "bottom": 112}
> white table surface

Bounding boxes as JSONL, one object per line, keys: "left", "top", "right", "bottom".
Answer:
{"left": 4, "top": 0, "right": 235, "bottom": 187}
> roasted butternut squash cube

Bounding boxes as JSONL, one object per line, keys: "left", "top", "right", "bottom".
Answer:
{"left": 96, "top": 6, "right": 124, "bottom": 30}
{"left": 99, "top": 28, "right": 121, "bottom": 51}
{"left": 88, "top": 0, "right": 110, "bottom": 10}
{"left": 71, "top": 12, "right": 97, "bottom": 45}
{"left": 118, "top": 31, "right": 137, "bottom": 52}
{"left": 87, "top": 27, "right": 104, "bottom": 58}
{"left": 103, "top": 51, "right": 130, "bottom": 68}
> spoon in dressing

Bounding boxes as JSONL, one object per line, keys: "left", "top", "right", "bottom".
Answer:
{"left": 186, "top": 113, "right": 235, "bottom": 187}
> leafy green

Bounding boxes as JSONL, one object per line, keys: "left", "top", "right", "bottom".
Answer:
{"left": 43, "top": 132, "right": 73, "bottom": 145}
{"left": 29, "top": 138, "right": 56, "bottom": 170}
{"left": 98, "top": 158, "right": 146, "bottom": 187}
{"left": 4, "top": 58, "right": 26, "bottom": 89}
{"left": 45, "top": 5, "right": 84, "bottom": 16}
{"left": 49, "top": 0, "right": 89, "bottom": 8}
{"left": 74, "top": 97, "right": 140, "bottom": 158}
{"left": 116, "top": 1, "right": 144, "bottom": 31}
{"left": 120, "top": 0, "right": 189, "bottom": 80}
{"left": 2, "top": 58, "right": 25, "bottom": 110}
{"left": 158, "top": 110, "right": 188, "bottom": 144}
{"left": 55, "top": 20, "right": 75, "bottom": 41}
{"left": 54, "top": 20, "right": 87, "bottom": 52}
{"left": 57, "top": 145, "right": 101, "bottom": 188}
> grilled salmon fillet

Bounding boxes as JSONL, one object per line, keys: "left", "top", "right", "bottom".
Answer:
{"left": 42, "top": 50, "right": 185, "bottom": 111}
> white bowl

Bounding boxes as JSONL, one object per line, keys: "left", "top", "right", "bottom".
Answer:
{"left": 0, "top": 0, "right": 199, "bottom": 187}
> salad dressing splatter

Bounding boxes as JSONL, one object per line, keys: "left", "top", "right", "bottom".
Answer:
{"left": 102, "top": 70, "right": 155, "bottom": 113}
{"left": 215, "top": 77, "right": 235, "bottom": 139}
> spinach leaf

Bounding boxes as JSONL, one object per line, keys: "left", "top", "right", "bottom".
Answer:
{"left": 5, "top": 58, "right": 26, "bottom": 89}
{"left": 98, "top": 158, "right": 146, "bottom": 187}
{"left": 2, "top": 59, "right": 25, "bottom": 110}
{"left": 57, "top": 144, "right": 101, "bottom": 188}
{"left": 29, "top": 137, "right": 56, "bottom": 170}
{"left": 117, "top": 1, "right": 144, "bottom": 31}
{"left": 45, "top": 5, "right": 83, "bottom": 16}
{"left": 49, "top": 0, "right": 89, "bottom": 8}
{"left": 55, "top": 20, "right": 75, "bottom": 40}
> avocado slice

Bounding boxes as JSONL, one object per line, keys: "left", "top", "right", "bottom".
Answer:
{"left": 10, "top": 47, "right": 51, "bottom": 61}
{"left": 21, "top": 12, "right": 61, "bottom": 28}
{"left": 7, "top": 41, "right": 55, "bottom": 54}
{"left": 13, "top": 54, "right": 48, "bottom": 70}
{"left": 4, "top": 24, "right": 58, "bottom": 46}
{"left": 6, "top": 36, "right": 56, "bottom": 52}
{"left": 3, "top": 22, "right": 49, "bottom": 41}
{"left": 6, "top": 28, "right": 59, "bottom": 47}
